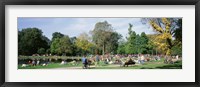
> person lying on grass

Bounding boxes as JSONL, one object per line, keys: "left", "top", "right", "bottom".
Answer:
{"left": 120, "top": 58, "right": 136, "bottom": 67}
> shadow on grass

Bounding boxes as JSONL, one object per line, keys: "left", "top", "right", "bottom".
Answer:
{"left": 140, "top": 67, "right": 154, "bottom": 69}
{"left": 139, "top": 64, "right": 182, "bottom": 69}
{"left": 140, "top": 61, "right": 182, "bottom": 69}
{"left": 155, "top": 64, "right": 182, "bottom": 69}
{"left": 155, "top": 61, "right": 182, "bottom": 69}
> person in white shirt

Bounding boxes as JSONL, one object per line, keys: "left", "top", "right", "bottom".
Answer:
{"left": 138, "top": 54, "right": 141, "bottom": 64}
{"left": 141, "top": 54, "right": 145, "bottom": 64}
{"left": 176, "top": 55, "right": 179, "bottom": 60}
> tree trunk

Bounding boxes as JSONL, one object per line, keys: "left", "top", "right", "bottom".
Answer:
{"left": 103, "top": 43, "right": 105, "bottom": 55}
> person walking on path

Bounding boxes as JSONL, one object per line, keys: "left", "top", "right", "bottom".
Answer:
{"left": 82, "top": 55, "right": 88, "bottom": 69}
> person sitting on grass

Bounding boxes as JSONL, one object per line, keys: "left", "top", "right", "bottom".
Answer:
{"left": 104, "top": 58, "right": 109, "bottom": 64}
{"left": 36, "top": 59, "right": 40, "bottom": 65}
{"left": 32, "top": 59, "right": 36, "bottom": 66}
{"left": 140, "top": 54, "right": 145, "bottom": 64}
{"left": 82, "top": 55, "right": 88, "bottom": 69}
{"left": 138, "top": 54, "right": 141, "bottom": 64}
{"left": 123, "top": 58, "right": 135, "bottom": 67}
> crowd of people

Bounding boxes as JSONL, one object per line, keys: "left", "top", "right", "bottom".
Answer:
{"left": 80, "top": 53, "right": 181, "bottom": 69}
{"left": 20, "top": 53, "right": 181, "bottom": 68}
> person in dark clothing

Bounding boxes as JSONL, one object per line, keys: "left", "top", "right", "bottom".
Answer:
{"left": 82, "top": 55, "right": 88, "bottom": 69}
{"left": 95, "top": 54, "right": 100, "bottom": 67}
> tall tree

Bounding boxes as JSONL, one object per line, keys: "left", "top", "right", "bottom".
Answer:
{"left": 52, "top": 32, "right": 64, "bottom": 41}
{"left": 146, "top": 34, "right": 159, "bottom": 55}
{"left": 50, "top": 35, "right": 73, "bottom": 55}
{"left": 125, "top": 24, "right": 150, "bottom": 54}
{"left": 50, "top": 38, "right": 60, "bottom": 55}
{"left": 42, "top": 35, "right": 51, "bottom": 46}
{"left": 75, "top": 32, "right": 95, "bottom": 55}
{"left": 139, "top": 32, "right": 149, "bottom": 54}
{"left": 106, "top": 32, "right": 122, "bottom": 54}
{"left": 18, "top": 28, "right": 49, "bottom": 55}
{"left": 125, "top": 24, "right": 137, "bottom": 54}
{"left": 91, "top": 21, "right": 120, "bottom": 55}
{"left": 117, "top": 38, "right": 126, "bottom": 54}
{"left": 59, "top": 36, "right": 73, "bottom": 55}
{"left": 70, "top": 37, "right": 78, "bottom": 56}
{"left": 141, "top": 18, "right": 182, "bottom": 55}
{"left": 173, "top": 19, "right": 182, "bottom": 46}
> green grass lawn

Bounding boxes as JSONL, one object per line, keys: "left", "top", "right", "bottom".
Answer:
{"left": 18, "top": 58, "right": 182, "bottom": 69}
{"left": 18, "top": 63, "right": 83, "bottom": 69}
{"left": 95, "top": 61, "right": 182, "bottom": 69}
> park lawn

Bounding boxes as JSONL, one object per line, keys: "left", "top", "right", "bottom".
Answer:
{"left": 18, "top": 63, "right": 83, "bottom": 69}
{"left": 18, "top": 58, "right": 182, "bottom": 69}
{"left": 95, "top": 59, "right": 182, "bottom": 69}
{"left": 18, "top": 61, "right": 110, "bottom": 69}
{"left": 95, "top": 62, "right": 182, "bottom": 69}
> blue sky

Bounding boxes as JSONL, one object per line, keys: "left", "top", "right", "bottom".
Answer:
{"left": 18, "top": 17, "right": 156, "bottom": 40}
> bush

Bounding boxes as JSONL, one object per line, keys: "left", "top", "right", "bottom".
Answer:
{"left": 37, "top": 48, "right": 45, "bottom": 55}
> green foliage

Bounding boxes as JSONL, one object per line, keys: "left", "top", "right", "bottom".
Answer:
{"left": 91, "top": 21, "right": 121, "bottom": 55}
{"left": 46, "top": 48, "right": 51, "bottom": 54}
{"left": 68, "top": 37, "right": 78, "bottom": 56}
{"left": 50, "top": 36, "right": 73, "bottom": 56}
{"left": 123, "top": 24, "right": 150, "bottom": 54}
{"left": 171, "top": 44, "right": 182, "bottom": 56}
{"left": 18, "top": 28, "right": 49, "bottom": 55}
{"left": 106, "top": 32, "right": 122, "bottom": 54}
{"left": 52, "top": 32, "right": 64, "bottom": 41}
{"left": 75, "top": 32, "right": 95, "bottom": 55}
{"left": 37, "top": 48, "right": 45, "bottom": 54}
{"left": 173, "top": 19, "right": 182, "bottom": 47}
{"left": 117, "top": 40, "right": 126, "bottom": 54}
{"left": 50, "top": 38, "right": 59, "bottom": 54}
{"left": 138, "top": 32, "right": 149, "bottom": 53}
{"left": 141, "top": 18, "right": 182, "bottom": 55}
{"left": 18, "top": 19, "right": 182, "bottom": 57}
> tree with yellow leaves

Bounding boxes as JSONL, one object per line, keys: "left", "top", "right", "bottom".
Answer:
{"left": 142, "top": 18, "right": 182, "bottom": 55}
{"left": 75, "top": 32, "right": 95, "bottom": 55}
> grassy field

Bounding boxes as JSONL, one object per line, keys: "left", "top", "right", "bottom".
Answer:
{"left": 18, "top": 58, "right": 182, "bottom": 69}
{"left": 95, "top": 61, "right": 182, "bottom": 69}
{"left": 18, "top": 62, "right": 83, "bottom": 69}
